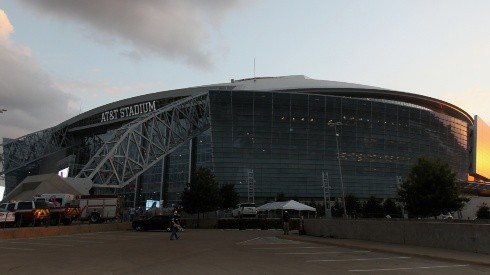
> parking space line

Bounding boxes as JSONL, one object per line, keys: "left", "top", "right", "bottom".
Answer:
{"left": 253, "top": 246, "right": 324, "bottom": 250}
{"left": 237, "top": 236, "right": 302, "bottom": 245}
{"left": 349, "top": 264, "right": 469, "bottom": 272}
{"left": 72, "top": 236, "right": 130, "bottom": 240}
{"left": 252, "top": 246, "right": 324, "bottom": 250}
{"left": 73, "top": 240, "right": 106, "bottom": 243}
{"left": 236, "top": 237, "right": 262, "bottom": 245}
{"left": 9, "top": 241, "right": 73, "bottom": 247}
{"left": 0, "top": 246, "right": 35, "bottom": 251}
{"left": 277, "top": 250, "right": 370, "bottom": 255}
{"left": 308, "top": 256, "right": 410, "bottom": 262}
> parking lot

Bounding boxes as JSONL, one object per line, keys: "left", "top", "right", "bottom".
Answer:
{"left": 0, "top": 229, "right": 489, "bottom": 274}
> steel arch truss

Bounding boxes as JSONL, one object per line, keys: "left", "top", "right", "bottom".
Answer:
{"left": 76, "top": 92, "right": 211, "bottom": 187}
{"left": 0, "top": 126, "right": 68, "bottom": 175}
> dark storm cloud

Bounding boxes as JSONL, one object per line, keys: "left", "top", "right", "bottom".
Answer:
{"left": 19, "top": 0, "right": 244, "bottom": 69}
{"left": 0, "top": 10, "right": 79, "bottom": 140}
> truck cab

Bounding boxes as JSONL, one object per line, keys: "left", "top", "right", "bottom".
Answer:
{"left": 34, "top": 194, "right": 81, "bottom": 225}
{"left": 13, "top": 200, "right": 50, "bottom": 227}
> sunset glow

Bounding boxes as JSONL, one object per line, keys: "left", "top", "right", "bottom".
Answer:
{"left": 474, "top": 116, "right": 490, "bottom": 179}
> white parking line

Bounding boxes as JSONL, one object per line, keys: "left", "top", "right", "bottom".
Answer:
{"left": 238, "top": 237, "right": 302, "bottom": 245}
{"left": 73, "top": 240, "right": 106, "bottom": 243}
{"left": 9, "top": 241, "right": 73, "bottom": 247}
{"left": 253, "top": 246, "right": 324, "bottom": 250}
{"left": 349, "top": 264, "right": 470, "bottom": 272}
{"left": 0, "top": 246, "right": 35, "bottom": 251}
{"left": 308, "top": 256, "right": 410, "bottom": 262}
{"left": 72, "top": 236, "right": 130, "bottom": 240}
{"left": 236, "top": 237, "right": 261, "bottom": 245}
{"left": 277, "top": 250, "right": 370, "bottom": 255}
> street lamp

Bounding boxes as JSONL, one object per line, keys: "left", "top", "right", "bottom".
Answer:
{"left": 0, "top": 108, "right": 6, "bottom": 113}
{"left": 328, "top": 121, "right": 347, "bottom": 218}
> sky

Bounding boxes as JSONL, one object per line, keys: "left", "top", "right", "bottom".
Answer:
{"left": 0, "top": 0, "right": 489, "bottom": 140}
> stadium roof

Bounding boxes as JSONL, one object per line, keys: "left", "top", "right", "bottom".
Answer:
{"left": 44, "top": 75, "right": 474, "bottom": 133}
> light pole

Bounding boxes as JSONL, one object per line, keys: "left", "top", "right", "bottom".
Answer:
{"left": 328, "top": 121, "right": 347, "bottom": 218}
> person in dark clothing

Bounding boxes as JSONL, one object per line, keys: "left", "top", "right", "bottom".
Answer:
{"left": 282, "top": 210, "right": 290, "bottom": 235}
{"left": 170, "top": 211, "right": 180, "bottom": 240}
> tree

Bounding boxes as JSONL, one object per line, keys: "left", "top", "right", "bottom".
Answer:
{"left": 275, "top": 192, "right": 286, "bottom": 202}
{"left": 383, "top": 198, "right": 401, "bottom": 218}
{"left": 180, "top": 167, "right": 221, "bottom": 228}
{"left": 362, "top": 196, "right": 384, "bottom": 218}
{"left": 308, "top": 200, "right": 324, "bottom": 217}
{"left": 219, "top": 183, "right": 239, "bottom": 209}
{"left": 345, "top": 194, "right": 362, "bottom": 217}
{"left": 397, "top": 157, "right": 468, "bottom": 218}
{"left": 476, "top": 203, "right": 490, "bottom": 219}
{"left": 331, "top": 201, "right": 343, "bottom": 217}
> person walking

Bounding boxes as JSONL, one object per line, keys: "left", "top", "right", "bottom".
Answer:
{"left": 170, "top": 210, "right": 180, "bottom": 240}
{"left": 282, "top": 210, "right": 290, "bottom": 235}
{"left": 129, "top": 207, "right": 135, "bottom": 222}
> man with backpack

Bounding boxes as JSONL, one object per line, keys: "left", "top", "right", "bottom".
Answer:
{"left": 170, "top": 210, "right": 180, "bottom": 240}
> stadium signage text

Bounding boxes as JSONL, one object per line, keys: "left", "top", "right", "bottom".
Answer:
{"left": 100, "top": 101, "right": 157, "bottom": 123}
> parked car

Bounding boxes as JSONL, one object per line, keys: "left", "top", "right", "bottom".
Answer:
{"left": 132, "top": 215, "right": 172, "bottom": 231}
{"left": 437, "top": 213, "right": 454, "bottom": 220}
{"left": 232, "top": 203, "right": 257, "bottom": 218}
{"left": 0, "top": 209, "right": 15, "bottom": 227}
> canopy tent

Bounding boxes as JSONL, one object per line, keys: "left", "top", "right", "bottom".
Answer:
{"left": 257, "top": 200, "right": 316, "bottom": 212}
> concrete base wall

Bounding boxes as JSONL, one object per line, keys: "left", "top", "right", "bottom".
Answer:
{"left": 0, "top": 222, "right": 132, "bottom": 239}
{"left": 305, "top": 219, "right": 490, "bottom": 254}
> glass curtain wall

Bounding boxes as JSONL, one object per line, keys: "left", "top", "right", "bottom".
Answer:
{"left": 209, "top": 90, "right": 469, "bottom": 203}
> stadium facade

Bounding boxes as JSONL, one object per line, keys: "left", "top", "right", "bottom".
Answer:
{"left": 1, "top": 75, "right": 487, "bottom": 207}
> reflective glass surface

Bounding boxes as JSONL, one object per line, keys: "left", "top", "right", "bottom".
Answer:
{"left": 209, "top": 90, "right": 469, "bottom": 201}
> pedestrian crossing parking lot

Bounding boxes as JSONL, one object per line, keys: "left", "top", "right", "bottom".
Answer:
{"left": 0, "top": 230, "right": 489, "bottom": 274}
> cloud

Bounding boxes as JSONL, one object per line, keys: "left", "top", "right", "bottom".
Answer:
{"left": 19, "top": 0, "right": 245, "bottom": 69}
{"left": 0, "top": 10, "right": 79, "bottom": 140}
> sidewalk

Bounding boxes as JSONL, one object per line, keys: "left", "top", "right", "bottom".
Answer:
{"left": 278, "top": 232, "right": 490, "bottom": 267}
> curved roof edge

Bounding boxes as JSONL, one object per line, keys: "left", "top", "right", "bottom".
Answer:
{"left": 57, "top": 75, "right": 474, "bottom": 129}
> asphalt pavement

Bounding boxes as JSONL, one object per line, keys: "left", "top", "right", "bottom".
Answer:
{"left": 280, "top": 231, "right": 490, "bottom": 267}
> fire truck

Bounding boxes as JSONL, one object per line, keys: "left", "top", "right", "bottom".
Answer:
{"left": 78, "top": 195, "right": 122, "bottom": 223}
{"left": 34, "top": 194, "right": 81, "bottom": 225}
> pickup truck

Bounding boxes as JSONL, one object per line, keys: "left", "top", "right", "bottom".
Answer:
{"left": 34, "top": 194, "right": 81, "bottom": 225}
{"left": 13, "top": 200, "right": 51, "bottom": 227}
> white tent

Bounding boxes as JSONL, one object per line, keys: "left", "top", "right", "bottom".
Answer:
{"left": 2, "top": 174, "right": 93, "bottom": 202}
{"left": 257, "top": 200, "right": 316, "bottom": 212}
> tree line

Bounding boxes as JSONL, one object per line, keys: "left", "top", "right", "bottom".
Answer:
{"left": 180, "top": 157, "right": 489, "bottom": 223}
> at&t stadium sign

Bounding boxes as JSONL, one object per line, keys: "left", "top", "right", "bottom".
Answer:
{"left": 100, "top": 101, "right": 156, "bottom": 123}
